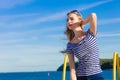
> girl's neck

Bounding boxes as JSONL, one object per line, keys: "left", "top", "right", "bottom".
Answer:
{"left": 73, "top": 27, "right": 84, "bottom": 37}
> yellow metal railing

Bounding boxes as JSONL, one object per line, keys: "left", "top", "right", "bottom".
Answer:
{"left": 62, "top": 54, "right": 68, "bottom": 80}
{"left": 62, "top": 52, "right": 120, "bottom": 80}
{"left": 113, "top": 52, "right": 120, "bottom": 80}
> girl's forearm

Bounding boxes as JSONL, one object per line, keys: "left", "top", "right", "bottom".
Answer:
{"left": 82, "top": 13, "right": 96, "bottom": 25}
{"left": 70, "top": 70, "right": 77, "bottom": 80}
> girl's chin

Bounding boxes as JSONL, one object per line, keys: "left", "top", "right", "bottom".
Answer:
{"left": 68, "top": 26, "right": 74, "bottom": 30}
{"left": 68, "top": 26, "right": 72, "bottom": 29}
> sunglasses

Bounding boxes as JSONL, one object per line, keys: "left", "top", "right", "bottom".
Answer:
{"left": 67, "top": 10, "right": 79, "bottom": 15}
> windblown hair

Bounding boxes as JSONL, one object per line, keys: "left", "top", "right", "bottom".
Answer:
{"left": 65, "top": 10, "right": 83, "bottom": 41}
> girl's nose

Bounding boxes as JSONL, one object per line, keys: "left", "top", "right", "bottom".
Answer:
{"left": 68, "top": 19, "right": 72, "bottom": 23}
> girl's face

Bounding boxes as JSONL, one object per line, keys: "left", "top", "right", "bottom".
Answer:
{"left": 67, "top": 13, "right": 82, "bottom": 29}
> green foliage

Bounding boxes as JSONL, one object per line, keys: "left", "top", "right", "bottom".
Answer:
{"left": 100, "top": 59, "right": 113, "bottom": 70}
{"left": 57, "top": 62, "right": 78, "bottom": 71}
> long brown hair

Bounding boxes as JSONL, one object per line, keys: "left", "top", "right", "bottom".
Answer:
{"left": 65, "top": 10, "right": 83, "bottom": 41}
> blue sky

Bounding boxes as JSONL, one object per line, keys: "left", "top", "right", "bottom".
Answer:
{"left": 0, "top": 0, "right": 120, "bottom": 72}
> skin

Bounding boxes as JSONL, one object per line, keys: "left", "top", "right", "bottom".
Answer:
{"left": 67, "top": 13, "right": 97, "bottom": 80}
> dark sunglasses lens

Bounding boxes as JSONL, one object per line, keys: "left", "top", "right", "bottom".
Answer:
{"left": 67, "top": 10, "right": 79, "bottom": 15}
{"left": 72, "top": 10, "right": 78, "bottom": 13}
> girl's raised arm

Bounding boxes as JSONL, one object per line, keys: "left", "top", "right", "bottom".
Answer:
{"left": 82, "top": 13, "right": 97, "bottom": 35}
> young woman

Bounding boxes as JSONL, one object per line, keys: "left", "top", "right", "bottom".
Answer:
{"left": 65, "top": 10, "right": 104, "bottom": 80}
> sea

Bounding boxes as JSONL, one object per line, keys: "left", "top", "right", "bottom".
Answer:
{"left": 0, "top": 70, "right": 118, "bottom": 80}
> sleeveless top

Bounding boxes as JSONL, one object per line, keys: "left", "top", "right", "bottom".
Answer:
{"left": 66, "top": 29, "right": 102, "bottom": 76}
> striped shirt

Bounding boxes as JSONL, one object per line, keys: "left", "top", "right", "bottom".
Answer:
{"left": 66, "top": 29, "right": 102, "bottom": 76}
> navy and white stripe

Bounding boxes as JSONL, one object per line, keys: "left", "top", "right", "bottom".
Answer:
{"left": 66, "top": 29, "right": 102, "bottom": 76}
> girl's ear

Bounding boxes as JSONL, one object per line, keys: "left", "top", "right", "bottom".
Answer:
{"left": 81, "top": 20, "right": 84, "bottom": 25}
{"left": 80, "top": 20, "right": 84, "bottom": 30}
{"left": 79, "top": 19, "right": 83, "bottom": 26}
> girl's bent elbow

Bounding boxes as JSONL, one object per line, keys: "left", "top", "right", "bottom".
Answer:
{"left": 91, "top": 13, "right": 97, "bottom": 17}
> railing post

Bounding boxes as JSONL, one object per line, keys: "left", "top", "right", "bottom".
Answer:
{"left": 113, "top": 52, "right": 120, "bottom": 80}
{"left": 62, "top": 54, "right": 68, "bottom": 80}
{"left": 113, "top": 52, "right": 117, "bottom": 80}
{"left": 116, "top": 53, "right": 120, "bottom": 80}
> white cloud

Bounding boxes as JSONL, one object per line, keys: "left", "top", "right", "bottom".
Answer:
{"left": 0, "top": 44, "right": 62, "bottom": 53}
{"left": 0, "top": 0, "right": 33, "bottom": 9}
{"left": 0, "top": 44, "right": 63, "bottom": 72}
{"left": 0, "top": 54, "right": 64, "bottom": 72}
{"left": 98, "top": 18, "right": 120, "bottom": 25}
{"left": 0, "top": 25, "right": 64, "bottom": 37}
{"left": 0, "top": 13, "right": 41, "bottom": 22}
{"left": 0, "top": 38, "right": 36, "bottom": 44}
{"left": 0, "top": 24, "right": 66, "bottom": 45}
{"left": 0, "top": 0, "right": 112, "bottom": 28}
{"left": 98, "top": 32, "right": 120, "bottom": 37}
{"left": 77, "top": 0, "right": 112, "bottom": 11}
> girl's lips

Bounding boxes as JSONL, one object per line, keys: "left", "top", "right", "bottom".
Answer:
{"left": 68, "top": 24, "right": 73, "bottom": 27}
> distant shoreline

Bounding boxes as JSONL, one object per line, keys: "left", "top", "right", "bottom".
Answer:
{"left": 57, "top": 58, "right": 114, "bottom": 71}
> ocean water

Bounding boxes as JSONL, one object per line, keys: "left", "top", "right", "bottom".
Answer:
{"left": 0, "top": 70, "right": 118, "bottom": 80}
